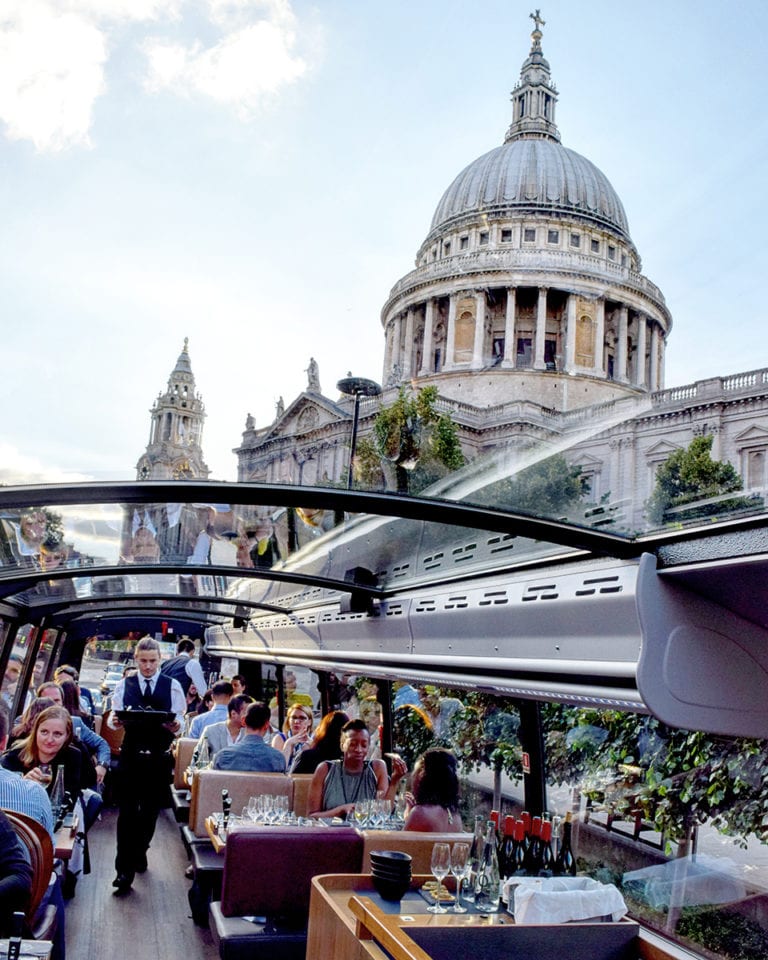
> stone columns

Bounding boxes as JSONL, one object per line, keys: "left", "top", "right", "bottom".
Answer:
{"left": 419, "top": 299, "right": 435, "bottom": 376}
{"left": 534, "top": 287, "right": 547, "bottom": 370}
{"left": 402, "top": 308, "right": 415, "bottom": 378}
{"left": 471, "top": 290, "right": 486, "bottom": 370}
{"left": 635, "top": 313, "right": 647, "bottom": 387}
{"left": 389, "top": 315, "right": 402, "bottom": 382}
{"left": 564, "top": 293, "right": 576, "bottom": 373}
{"left": 616, "top": 305, "right": 629, "bottom": 382}
{"left": 502, "top": 287, "right": 516, "bottom": 367}
{"left": 594, "top": 300, "right": 606, "bottom": 376}
{"left": 445, "top": 294, "right": 457, "bottom": 370}
{"left": 650, "top": 324, "right": 661, "bottom": 391}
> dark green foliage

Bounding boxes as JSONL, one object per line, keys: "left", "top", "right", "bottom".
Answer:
{"left": 543, "top": 704, "right": 768, "bottom": 845}
{"left": 472, "top": 453, "right": 586, "bottom": 519}
{"left": 646, "top": 434, "right": 753, "bottom": 525}
{"left": 353, "top": 386, "right": 465, "bottom": 493}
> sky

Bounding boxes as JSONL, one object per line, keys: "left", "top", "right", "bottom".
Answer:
{"left": 0, "top": 0, "right": 766, "bottom": 483}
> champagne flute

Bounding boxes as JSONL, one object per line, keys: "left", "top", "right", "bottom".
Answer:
{"left": 428, "top": 842, "right": 451, "bottom": 914}
{"left": 450, "top": 842, "right": 470, "bottom": 913}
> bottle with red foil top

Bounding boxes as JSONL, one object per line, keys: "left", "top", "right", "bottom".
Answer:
{"left": 538, "top": 819, "right": 555, "bottom": 876}
{"left": 512, "top": 819, "right": 527, "bottom": 875}
{"left": 523, "top": 815, "right": 543, "bottom": 875}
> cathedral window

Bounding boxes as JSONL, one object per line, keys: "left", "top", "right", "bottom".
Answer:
{"left": 479, "top": 231, "right": 489, "bottom": 245}
{"left": 547, "top": 230, "right": 559, "bottom": 244}
{"left": 591, "top": 238, "right": 600, "bottom": 253}
{"left": 460, "top": 236, "right": 469, "bottom": 250}
{"left": 501, "top": 228, "right": 512, "bottom": 243}
{"left": 523, "top": 228, "right": 536, "bottom": 243}
{"left": 608, "top": 245, "right": 616, "bottom": 261}
{"left": 746, "top": 449, "right": 767, "bottom": 489}
{"left": 570, "top": 233, "right": 580, "bottom": 248}
{"left": 443, "top": 241, "right": 451, "bottom": 256}
{"left": 621, "top": 253, "right": 627, "bottom": 266}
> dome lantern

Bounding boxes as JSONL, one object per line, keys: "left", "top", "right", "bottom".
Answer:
{"left": 505, "top": 9, "right": 560, "bottom": 144}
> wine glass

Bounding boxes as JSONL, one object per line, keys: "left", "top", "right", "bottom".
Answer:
{"left": 37, "top": 763, "right": 53, "bottom": 788}
{"left": 428, "top": 842, "right": 451, "bottom": 914}
{"left": 450, "top": 842, "right": 470, "bottom": 913}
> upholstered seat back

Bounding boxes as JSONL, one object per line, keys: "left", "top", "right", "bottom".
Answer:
{"left": 360, "top": 829, "right": 472, "bottom": 874}
{"left": 173, "top": 738, "right": 197, "bottom": 789}
{"left": 220, "top": 826, "right": 363, "bottom": 919}
{"left": 189, "top": 770, "right": 293, "bottom": 837}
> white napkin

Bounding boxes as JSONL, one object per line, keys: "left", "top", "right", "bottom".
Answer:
{"left": 512, "top": 877, "right": 627, "bottom": 925}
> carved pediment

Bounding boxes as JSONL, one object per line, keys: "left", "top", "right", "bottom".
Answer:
{"left": 645, "top": 439, "right": 680, "bottom": 459}
{"left": 269, "top": 392, "right": 348, "bottom": 440}
{"left": 734, "top": 424, "right": 768, "bottom": 447}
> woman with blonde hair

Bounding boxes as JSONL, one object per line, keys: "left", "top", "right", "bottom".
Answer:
{"left": 271, "top": 702, "right": 314, "bottom": 768}
{"left": 1, "top": 704, "right": 83, "bottom": 798}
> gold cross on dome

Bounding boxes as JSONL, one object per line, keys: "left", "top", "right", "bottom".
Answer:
{"left": 530, "top": 9, "right": 545, "bottom": 32}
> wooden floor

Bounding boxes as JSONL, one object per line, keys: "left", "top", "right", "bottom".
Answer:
{"left": 65, "top": 807, "right": 219, "bottom": 960}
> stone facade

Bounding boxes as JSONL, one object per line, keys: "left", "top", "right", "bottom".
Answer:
{"left": 234, "top": 19, "right": 767, "bottom": 531}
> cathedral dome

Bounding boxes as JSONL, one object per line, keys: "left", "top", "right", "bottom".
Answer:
{"left": 429, "top": 138, "right": 630, "bottom": 242}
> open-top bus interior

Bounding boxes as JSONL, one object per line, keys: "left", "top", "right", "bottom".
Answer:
{"left": 3, "top": 426, "right": 768, "bottom": 959}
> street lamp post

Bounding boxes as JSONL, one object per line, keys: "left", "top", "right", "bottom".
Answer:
{"left": 336, "top": 374, "right": 382, "bottom": 489}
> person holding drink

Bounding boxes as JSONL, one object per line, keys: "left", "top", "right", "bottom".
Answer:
{"left": 307, "top": 718, "right": 407, "bottom": 819}
{"left": 0, "top": 705, "right": 83, "bottom": 798}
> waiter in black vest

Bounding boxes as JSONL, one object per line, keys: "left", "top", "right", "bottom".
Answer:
{"left": 109, "top": 636, "right": 186, "bottom": 894}
{"left": 159, "top": 637, "right": 207, "bottom": 698}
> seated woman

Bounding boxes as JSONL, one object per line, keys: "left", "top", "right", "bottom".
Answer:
{"left": 1, "top": 705, "right": 83, "bottom": 800}
{"left": 290, "top": 709, "right": 348, "bottom": 774}
{"left": 308, "top": 718, "right": 407, "bottom": 819}
{"left": 403, "top": 748, "right": 463, "bottom": 832}
{"left": 271, "top": 703, "right": 313, "bottom": 768}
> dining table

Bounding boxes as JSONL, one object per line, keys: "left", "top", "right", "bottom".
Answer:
{"left": 53, "top": 812, "right": 79, "bottom": 861}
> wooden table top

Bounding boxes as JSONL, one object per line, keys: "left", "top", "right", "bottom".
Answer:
{"left": 54, "top": 813, "right": 79, "bottom": 860}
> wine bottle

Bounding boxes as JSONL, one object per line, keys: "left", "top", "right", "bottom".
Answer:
{"left": 464, "top": 814, "right": 485, "bottom": 903}
{"left": 221, "top": 788, "right": 232, "bottom": 830}
{"left": 489, "top": 810, "right": 504, "bottom": 877}
{"left": 474, "top": 820, "right": 501, "bottom": 912}
{"left": 513, "top": 819, "right": 527, "bottom": 874}
{"left": 502, "top": 815, "right": 516, "bottom": 879}
{"left": 538, "top": 819, "right": 554, "bottom": 876}
{"left": 554, "top": 811, "right": 577, "bottom": 876}
{"left": 523, "top": 815, "right": 542, "bottom": 874}
{"left": 50, "top": 766, "right": 66, "bottom": 825}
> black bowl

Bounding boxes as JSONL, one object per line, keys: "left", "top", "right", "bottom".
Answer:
{"left": 370, "top": 850, "right": 412, "bottom": 866}
{"left": 372, "top": 873, "right": 411, "bottom": 902}
{"left": 371, "top": 864, "right": 411, "bottom": 881}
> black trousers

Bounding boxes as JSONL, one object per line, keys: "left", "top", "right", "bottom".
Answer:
{"left": 114, "top": 750, "right": 172, "bottom": 878}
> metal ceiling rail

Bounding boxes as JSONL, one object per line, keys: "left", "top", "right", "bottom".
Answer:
{"left": 0, "top": 563, "right": 382, "bottom": 604}
{"left": 0, "top": 480, "right": 642, "bottom": 558}
{"left": 0, "top": 592, "right": 290, "bottom": 619}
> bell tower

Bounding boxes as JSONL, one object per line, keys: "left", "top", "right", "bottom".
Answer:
{"left": 136, "top": 338, "right": 210, "bottom": 480}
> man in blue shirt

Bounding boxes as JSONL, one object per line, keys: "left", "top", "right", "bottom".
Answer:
{"left": 212, "top": 702, "right": 286, "bottom": 772}
{"left": 188, "top": 679, "right": 233, "bottom": 740}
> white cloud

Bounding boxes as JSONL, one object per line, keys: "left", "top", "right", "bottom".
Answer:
{"left": 143, "top": 1, "right": 306, "bottom": 114}
{"left": 0, "top": 442, "right": 94, "bottom": 485}
{"left": 0, "top": 0, "right": 308, "bottom": 152}
{"left": 0, "top": 1, "right": 107, "bottom": 151}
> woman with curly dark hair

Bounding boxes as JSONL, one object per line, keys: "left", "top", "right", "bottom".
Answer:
{"left": 404, "top": 747, "right": 462, "bottom": 831}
